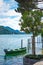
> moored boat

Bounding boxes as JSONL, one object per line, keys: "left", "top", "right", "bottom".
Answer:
{"left": 4, "top": 47, "right": 26, "bottom": 56}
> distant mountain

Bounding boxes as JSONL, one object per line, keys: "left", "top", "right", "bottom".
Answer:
{"left": 0, "top": 26, "right": 25, "bottom": 34}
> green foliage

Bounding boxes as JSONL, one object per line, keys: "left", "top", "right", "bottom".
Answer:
{"left": 15, "top": 0, "right": 43, "bottom": 36}
{"left": 25, "top": 54, "right": 43, "bottom": 60}
{"left": 20, "top": 10, "right": 42, "bottom": 36}
{"left": 15, "top": 0, "right": 37, "bottom": 13}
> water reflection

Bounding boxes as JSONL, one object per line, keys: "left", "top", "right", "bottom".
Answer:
{"left": 2, "top": 55, "right": 23, "bottom": 65}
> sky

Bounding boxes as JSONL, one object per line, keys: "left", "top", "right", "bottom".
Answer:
{"left": 0, "top": 0, "right": 22, "bottom": 30}
{"left": 0, "top": 0, "right": 43, "bottom": 30}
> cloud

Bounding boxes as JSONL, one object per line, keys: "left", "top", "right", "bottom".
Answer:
{"left": 0, "top": 8, "right": 21, "bottom": 29}
{"left": 0, "top": 18, "right": 20, "bottom": 30}
{"left": 0, "top": 9, "right": 21, "bottom": 19}
{"left": 0, "top": 0, "right": 21, "bottom": 30}
{"left": 0, "top": 0, "right": 18, "bottom": 12}
{"left": 0, "top": 0, "right": 10, "bottom": 12}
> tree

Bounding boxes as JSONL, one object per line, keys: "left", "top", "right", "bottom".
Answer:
{"left": 19, "top": 10, "right": 42, "bottom": 55}
{"left": 15, "top": 0, "right": 43, "bottom": 55}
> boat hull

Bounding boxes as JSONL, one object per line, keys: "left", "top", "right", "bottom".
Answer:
{"left": 4, "top": 47, "right": 26, "bottom": 56}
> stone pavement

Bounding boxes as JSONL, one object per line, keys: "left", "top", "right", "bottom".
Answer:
{"left": 34, "top": 60, "right": 43, "bottom": 65}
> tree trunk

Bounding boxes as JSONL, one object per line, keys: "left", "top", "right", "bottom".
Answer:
{"left": 32, "top": 35, "right": 35, "bottom": 55}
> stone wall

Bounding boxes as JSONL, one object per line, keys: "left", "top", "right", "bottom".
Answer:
{"left": 23, "top": 57, "right": 39, "bottom": 65}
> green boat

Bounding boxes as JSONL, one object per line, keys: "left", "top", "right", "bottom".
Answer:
{"left": 4, "top": 47, "right": 26, "bottom": 56}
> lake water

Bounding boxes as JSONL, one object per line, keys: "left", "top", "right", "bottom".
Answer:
{"left": 0, "top": 34, "right": 32, "bottom": 65}
{"left": 0, "top": 34, "right": 32, "bottom": 55}
{"left": 0, "top": 34, "right": 42, "bottom": 65}
{"left": 0, "top": 34, "right": 42, "bottom": 55}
